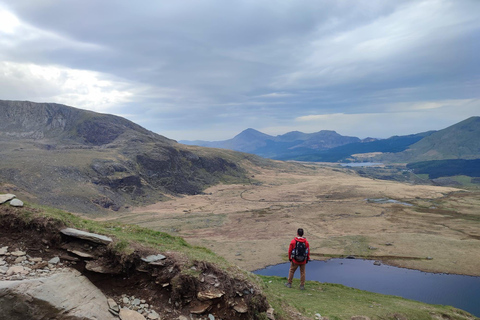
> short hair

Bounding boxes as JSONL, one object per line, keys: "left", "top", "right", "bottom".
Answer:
{"left": 297, "top": 228, "right": 304, "bottom": 237}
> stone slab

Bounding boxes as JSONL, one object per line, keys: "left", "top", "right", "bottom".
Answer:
{"left": 61, "top": 228, "right": 112, "bottom": 245}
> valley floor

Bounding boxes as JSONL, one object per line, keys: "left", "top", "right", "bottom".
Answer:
{"left": 104, "top": 162, "right": 480, "bottom": 276}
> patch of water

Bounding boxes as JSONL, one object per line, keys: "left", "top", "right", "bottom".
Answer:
{"left": 254, "top": 259, "right": 480, "bottom": 317}
{"left": 366, "top": 198, "right": 413, "bottom": 206}
{"left": 340, "top": 162, "right": 383, "bottom": 167}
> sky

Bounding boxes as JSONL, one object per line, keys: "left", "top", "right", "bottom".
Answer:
{"left": 0, "top": 0, "right": 479, "bottom": 141}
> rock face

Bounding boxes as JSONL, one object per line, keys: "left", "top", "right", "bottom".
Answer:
{"left": 0, "top": 269, "right": 116, "bottom": 320}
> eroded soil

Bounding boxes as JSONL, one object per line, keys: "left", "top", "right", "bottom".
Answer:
{"left": 0, "top": 206, "right": 269, "bottom": 320}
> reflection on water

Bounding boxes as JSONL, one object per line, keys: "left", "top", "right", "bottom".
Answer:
{"left": 254, "top": 259, "right": 480, "bottom": 317}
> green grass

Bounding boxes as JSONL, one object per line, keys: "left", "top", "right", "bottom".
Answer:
{"left": 7, "top": 203, "right": 477, "bottom": 320}
{"left": 260, "top": 276, "right": 476, "bottom": 320}
{"left": 25, "top": 203, "right": 232, "bottom": 269}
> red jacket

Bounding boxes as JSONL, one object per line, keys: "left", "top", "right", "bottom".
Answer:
{"left": 288, "top": 237, "right": 310, "bottom": 265}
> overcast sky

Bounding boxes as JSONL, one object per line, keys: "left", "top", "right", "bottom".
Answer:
{"left": 0, "top": 0, "right": 478, "bottom": 141}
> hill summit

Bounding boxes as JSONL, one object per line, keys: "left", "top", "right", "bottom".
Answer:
{"left": 0, "top": 100, "right": 253, "bottom": 213}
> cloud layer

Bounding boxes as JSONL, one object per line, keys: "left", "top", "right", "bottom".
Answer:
{"left": 0, "top": 0, "right": 478, "bottom": 140}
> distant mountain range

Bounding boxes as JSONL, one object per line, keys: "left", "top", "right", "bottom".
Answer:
{"left": 181, "top": 116, "right": 480, "bottom": 163}
{"left": 181, "top": 129, "right": 369, "bottom": 158}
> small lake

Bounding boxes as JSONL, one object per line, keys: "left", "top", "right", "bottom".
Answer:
{"left": 340, "top": 162, "right": 383, "bottom": 167}
{"left": 254, "top": 259, "right": 480, "bottom": 317}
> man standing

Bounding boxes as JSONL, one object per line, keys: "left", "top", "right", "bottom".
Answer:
{"left": 286, "top": 228, "right": 310, "bottom": 290}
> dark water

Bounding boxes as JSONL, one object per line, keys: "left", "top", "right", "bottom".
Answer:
{"left": 254, "top": 259, "right": 480, "bottom": 317}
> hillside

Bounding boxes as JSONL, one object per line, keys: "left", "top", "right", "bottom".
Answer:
{"left": 0, "top": 100, "right": 265, "bottom": 214}
{"left": 181, "top": 128, "right": 361, "bottom": 158}
{"left": 394, "top": 116, "right": 480, "bottom": 162}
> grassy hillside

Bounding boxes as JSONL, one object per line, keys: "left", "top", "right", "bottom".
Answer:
{"left": 1, "top": 202, "right": 477, "bottom": 320}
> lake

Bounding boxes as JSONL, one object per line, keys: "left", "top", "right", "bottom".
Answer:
{"left": 340, "top": 162, "right": 383, "bottom": 167}
{"left": 254, "top": 259, "right": 480, "bottom": 317}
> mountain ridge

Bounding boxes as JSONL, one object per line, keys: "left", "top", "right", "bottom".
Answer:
{"left": 0, "top": 100, "right": 263, "bottom": 213}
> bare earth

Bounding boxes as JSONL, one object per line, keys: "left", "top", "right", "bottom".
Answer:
{"left": 105, "top": 162, "right": 480, "bottom": 276}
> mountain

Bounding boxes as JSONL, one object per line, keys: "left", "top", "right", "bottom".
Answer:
{"left": 283, "top": 131, "right": 435, "bottom": 162}
{"left": 181, "top": 128, "right": 362, "bottom": 158}
{"left": 397, "top": 116, "right": 480, "bottom": 161}
{"left": 0, "top": 100, "right": 259, "bottom": 213}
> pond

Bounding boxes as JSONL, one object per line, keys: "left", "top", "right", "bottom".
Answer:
{"left": 340, "top": 162, "right": 383, "bottom": 167}
{"left": 254, "top": 259, "right": 480, "bottom": 317}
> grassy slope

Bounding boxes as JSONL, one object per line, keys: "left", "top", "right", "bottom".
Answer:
{"left": 261, "top": 276, "right": 476, "bottom": 320}
{"left": 5, "top": 202, "right": 477, "bottom": 320}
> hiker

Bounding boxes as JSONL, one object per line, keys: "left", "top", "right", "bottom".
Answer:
{"left": 285, "top": 228, "right": 310, "bottom": 290}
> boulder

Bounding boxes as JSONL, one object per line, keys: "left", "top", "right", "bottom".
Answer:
{"left": 9, "top": 199, "right": 24, "bottom": 207}
{"left": 119, "top": 308, "right": 146, "bottom": 320}
{"left": 0, "top": 194, "right": 15, "bottom": 204}
{"left": 0, "top": 269, "right": 116, "bottom": 320}
{"left": 61, "top": 227, "right": 113, "bottom": 245}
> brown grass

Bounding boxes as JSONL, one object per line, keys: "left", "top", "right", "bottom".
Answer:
{"left": 101, "top": 162, "right": 480, "bottom": 276}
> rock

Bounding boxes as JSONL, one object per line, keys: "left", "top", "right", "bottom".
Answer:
{"left": 108, "top": 298, "right": 120, "bottom": 313}
{"left": 141, "top": 254, "right": 166, "bottom": 263}
{"left": 0, "top": 269, "right": 116, "bottom": 320}
{"left": 14, "top": 256, "right": 26, "bottom": 264}
{"left": 267, "top": 307, "right": 275, "bottom": 320}
{"left": 0, "top": 246, "right": 8, "bottom": 255}
{"left": 351, "top": 317, "right": 371, "bottom": 320}
{"left": 30, "top": 257, "right": 42, "bottom": 262}
{"left": 208, "top": 314, "right": 215, "bottom": 320}
{"left": 426, "top": 256, "right": 433, "bottom": 260}
{"left": 9, "top": 199, "right": 24, "bottom": 207}
{"left": 0, "top": 266, "right": 8, "bottom": 274}
{"left": 48, "top": 257, "right": 60, "bottom": 264}
{"left": 11, "top": 250, "right": 26, "bottom": 257}
{"left": 68, "top": 249, "right": 95, "bottom": 259}
{"left": 119, "top": 308, "right": 146, "bottom": 320}
{"left": 6, "top": 266, "right": 28, "bottom": 276}
{"left": 385, "top": 242, "right": 393, "bottom": 246}
{"left": 373, "top": 261, "right": 381, "bottom": 266}
{"left": 147, "top": 310, "right": 160, "bottom": 319}
{"left": 233, "top": 301, "right": 248, "bottom": 313}
{"left": 197, "top": 289, "right": 224, "bottom": 301}
{"left": 132, "top": 298, "right": 141, "bottom": 306}
{"left": 61, "top": 227, "right": 113, "bottom": 245}
{"left": 190, "top": 301, "right": 212, "bottom": 314}
{"left": 0, "top": 259, "right": 5, "bottom": 266}
{"left": 0, "top": 194, "right": 15, "bottom": 204}
{"left": 178, "top": 316, "right": 189, "bottom": 320}
{"left": 123, "top": 297, "right": 130, "bottom": 304}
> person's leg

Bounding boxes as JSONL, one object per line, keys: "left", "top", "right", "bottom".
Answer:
{"left": 299, "top": 264, "right": 306, "bottom": 289}
{"left": 287, "top": 262, "right": 299, "bottom": 286}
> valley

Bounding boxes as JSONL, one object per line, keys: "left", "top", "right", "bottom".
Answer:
{"left": 104, "top": 162, "right": 480, "bottom": 276}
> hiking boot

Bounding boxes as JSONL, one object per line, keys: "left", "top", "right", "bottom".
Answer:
{"left": 300, "top": 285, "right": 305, "bottom": 290}
{"left": 285, "top": 282, "right": 292, "bottom": 288}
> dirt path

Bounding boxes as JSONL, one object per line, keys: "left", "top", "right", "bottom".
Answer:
{"left": 104, "top": 163, "right": 480, "bottom": 276}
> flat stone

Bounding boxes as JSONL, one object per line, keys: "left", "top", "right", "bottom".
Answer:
{"left": 6, "top": 266, "right": 28, "bottom": 276}
{"left": 11, "top": 251, "right": 26, "bottom": 257}
{"left": 9, "top": 199, "right": 24, "bottom": 207}
{"left": 141, "top": 254, "right": 166, "bottom": 263}
{"left": 190, "top": 301, "right": 212, "bottom": 314}
{"left": 0, "top": 266, "right": 8, "bottom": 274}
{"left": 61, "top": 228, "right": 112, "bottom": 245}
{"left": 197, "top": 290, "right": 224, "bottom": 301}
{"left": 108, "top": 298, "right": 120, "bottom": 312}
{"left": 30, "top": 257, "right": 42, "bottom": 262}
{"left": 0, "top": 194, "right": 15, "bottom": 204}
{"left": 233, "top": 301, "right": 248, "bottom": 313}
{"left": 119, "top": 308, "right": 146, "bottom": 320}
{"left": 0, "top": 246, "right": 8, "bottom": 255}
{"left": 177, "top": 316, "right": 189, "bottom": 320}
{"left": 0, "top": 269, "right": 116, "bottom": 319}
{"left": 67, "top": 249, "right": 94, "bottom": 259}
{"left": 14, "top": 256, "right": 26, "bottom": 263}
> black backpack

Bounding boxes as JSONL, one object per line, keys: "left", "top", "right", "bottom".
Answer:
{"left": 292, "top": 240, "right": 307, "bottom": 262}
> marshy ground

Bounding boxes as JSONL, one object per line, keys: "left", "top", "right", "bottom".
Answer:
{"left": 104, "top": 162, "right": 480, "bottom": 276}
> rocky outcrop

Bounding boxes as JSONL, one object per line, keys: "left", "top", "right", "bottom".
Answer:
{"left": 0, "top": 269, "right": 117, "bottom": 320}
